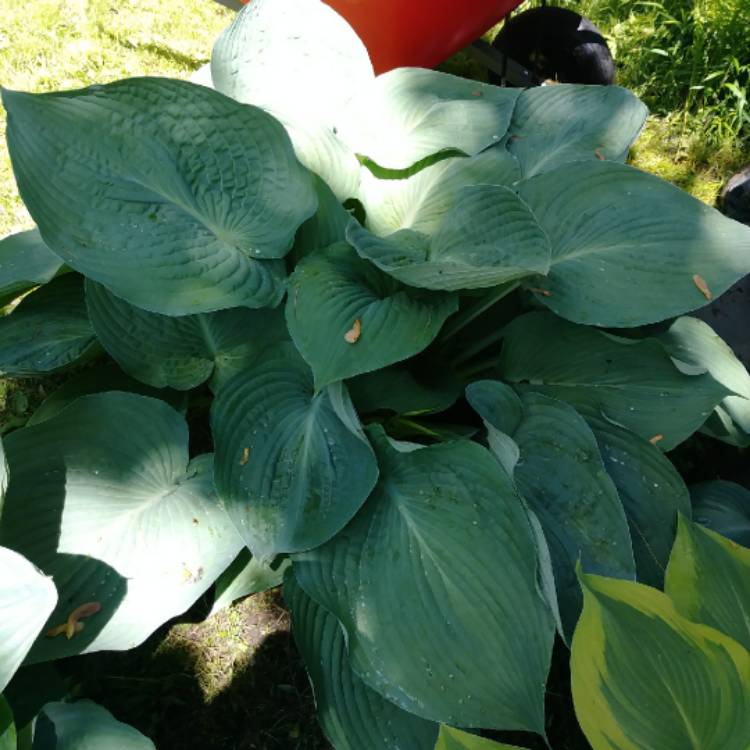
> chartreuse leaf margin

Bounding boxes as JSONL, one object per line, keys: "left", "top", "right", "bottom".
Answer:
{"left": 571, "top": 569, "right": 750, "bottom": 750}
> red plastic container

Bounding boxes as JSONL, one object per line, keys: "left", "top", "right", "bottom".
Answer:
{"left": 239, "top": 0, "right": 523, "bottom": 73}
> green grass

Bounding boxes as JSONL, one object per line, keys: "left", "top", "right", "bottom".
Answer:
{"left": 548, "top": 0, "right": 750, "bottom": 204}
{"left": 0, "top": 0, "right": 233, "bottom": 237}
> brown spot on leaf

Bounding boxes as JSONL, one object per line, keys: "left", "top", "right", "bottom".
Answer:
{"left": 240, "top": 447, "right": 250, "bottom": 466}
{"left": 692, "top": 273, "right": 712, "bottom": 300}
{"left": 529, "top": 287, "right": 551, "bottom": 297}
{"left": 595, "top": 147, "right": 605, "bottom": 160}
{"left": 344, "top": 319, "right": 362, "bottom": 344}
{"left": 649, "top": 434, "right": 664, "bottom": 445}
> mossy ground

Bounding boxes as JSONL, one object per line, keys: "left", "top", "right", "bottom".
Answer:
{"left": 1, "top": 2, "right": 748, "bottom": 748}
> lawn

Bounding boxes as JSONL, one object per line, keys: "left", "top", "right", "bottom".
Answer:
{"left": 1, "top": 1, "right": 748, "bottom": 748}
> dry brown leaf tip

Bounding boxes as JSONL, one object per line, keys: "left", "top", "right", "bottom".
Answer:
{"left": 344, "top": 319, "right": 362, "bottom": 344}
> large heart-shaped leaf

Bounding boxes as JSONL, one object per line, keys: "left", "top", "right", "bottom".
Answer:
{"left": 666, "top": 515, "right": 750, "bottom": 651}
{"left": 0, "top": 228, "right": 65, "bottom": 308}
{"left": 435, "top": 726, "right": 527, "bottom": 750}
{"left": 585, "top": 415, "right": 690, "bottom": 587}
{"left": 0, "top": 547, "right": 57, "bottom": 692}
{"left": 348, "top": 183, "right": 550, "bottom": 291}
{"left": 294, "top": 428, "right": 554, "bottom": 733}
{"left": 2, "top": 78, "right": 316, "bottom": 315}
{"left": 32, "top": 701, "right": 155, "bottom": 750}
{"left": 286, "top": 242, "right": 457, "bottom": 388}
{"left": 467, "top": 382, "right": 635, "bottom": 639}
{"left": 515, "top": 161, "right": 750, "bottom": 326}
{"left": 571, "top": 571, "right": 750, "bottom": 750}
{"left": 507, "top": 85, "right": 647, "bottom": 178}
{"left": 285, "top": 571, "right": 439, "bottom": 750}
{"left": 86, "top": 280, "right": 288, "bottom": 392}
{"left": 211, "top": 343, "right": 378, "bottom": 561}
{"left": 337, "top": 68, "right": 520, "bottom": 171}
{"left": 0, "top": 275, "right": 98, "bottom": 377}
{"left": 691, "top": 480, "right": 750, "bottom": 547}
{"left": 0, "top": 393, "right": 242, "bottom": 663}
{"left": 209, "top": 549, "right": 290, "bottom": 617}
{"left": 500, "top": 312, "right": 731, "bottom": 450}
{"left": 658, "top": 316, "right": 750, "bottom": 447}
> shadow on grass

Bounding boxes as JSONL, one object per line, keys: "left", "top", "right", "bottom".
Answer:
{"left": 63, "top": 589, "right": 328, "bottom": 750}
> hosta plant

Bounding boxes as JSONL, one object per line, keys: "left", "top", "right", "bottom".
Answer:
{"left": 1, "top": 0, "right": 750, "bottom": 747}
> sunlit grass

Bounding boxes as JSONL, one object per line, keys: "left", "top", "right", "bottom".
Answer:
{"left": 0, "top": 0, "right": 232, "bottom": 236}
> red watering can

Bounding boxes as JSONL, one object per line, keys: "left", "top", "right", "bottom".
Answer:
{"left": 238, "top": 0, "right": 524, "bottom": 73}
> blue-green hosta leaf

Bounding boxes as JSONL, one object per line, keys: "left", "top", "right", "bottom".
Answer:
{"left": 347, "top": 184, "right": 549, "bottom": 291}
{"left": 28, "top": 364, "right": 187, "bottom": 426}
{"left": 86, "top": 280, "right": 288, "bottom": 392}
{"left": 286, "top": 242, "right": 457, "bottom": 388}
{"left": 0, "top": 547, "right": 57, "bottom": 692}
{"left": 32, "top": 701, "right": 155, "bottom": 750}
{"left": 2, "top": 78, "right": 317, "bottom": 315}
{"left": 346, "top": 360, "right": 462, "bottom": 416}
{"left": 571, "top": 571, "right": 750, "bottom": 750}
{"left": 467, "top": 382, "right": 635, "bottom": 640}
{"left": 0, "top": 696, "right": 14, "bottom": 750}
{"left": 666, "top": 515, "right": 750, "bottom": 651}
{"left": 211, "top": 343, "right": 378, "bottom": 561}
{"left": 435, "top": 726, "right": 527, "bottom": 750}
{"left": 337, "top": 68, "right": 520, "bottom": 171}
{"left": 0, "top": 275, "right": 97, "bottom": 377}
{"left": 294, "top": 428, "right": 554, "bottom": 733}
{"left": 691, "top": 480, "right": 750, "bottom": 547}
{"left": 516, "top": 161, "right": 750, "bottom": 326}
{"left": 285, "top": 572, "right": 439, "bottom": 750}
{"left": 209, "top": 549, "right": 290, "bottom": 617}
{"left": 211, "top": 0, "right": 370, "bottom": 201}
{"left": 586, "top": 415, "right": 690, "bottom": 588}
{"left": 500, "top": 312, "right": 731, "bottom": 450}
{"left": 507, "top": 85, "right": 647, "bottom": 178}
{"left": 0, "top": 393, "right": 243, "bottom": 663}
{"left": 0, "top": 228, "right": 65, "bottom": 308}
{"left": 658, "top": 316, "right": 750, "bottom": 447}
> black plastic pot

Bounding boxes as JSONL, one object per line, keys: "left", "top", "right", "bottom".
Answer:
{"left": 490, "top": 6, "right": 615, "bottom": 86}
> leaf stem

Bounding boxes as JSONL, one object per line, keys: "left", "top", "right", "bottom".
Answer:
{"left": 439, "top": 280, "right": 520, "bottom": 343}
